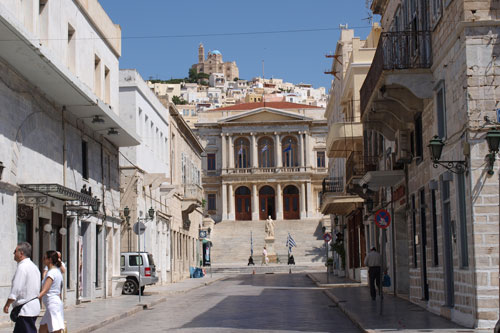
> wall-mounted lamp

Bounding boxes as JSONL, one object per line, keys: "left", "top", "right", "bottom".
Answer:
{"left": 428, "top": 136, "right": 468, "bottom": 174}
{"left": 91, "top": 197, "right": 101, "bottom": 214}
{"left": 91, "top": 115, "right": 105, "bottom": 124}
{"left": 334, "top": 215, "right": 339, "bottom": 226}
{"left": 148, "top": 207, "right": 155, "bottom": 219}
{"left": 123, "top": 206, "right": 131, "bottom": 223}
{"left": 485, "top": 128, "right": 500, "bottom": 175}
{"left": 365, "top": 198, "right": 374, "bottom": 213}
{"left": 107, "top": 128, "right": 119, "bottom": 135}
{"left": 0, "top": 161, "right": 4, "bottom": 180}
{"left": 59, "top": 227, "right": 67, "bottom": 236}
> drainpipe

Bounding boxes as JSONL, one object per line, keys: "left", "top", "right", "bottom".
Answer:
{"left": 100, "top": 140, "right": 107, "bottom": 299}
{"left": 61, "top": 106, "right": 67, "bottom": 302}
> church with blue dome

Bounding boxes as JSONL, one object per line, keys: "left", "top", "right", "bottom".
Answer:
{"left": 191, "top": 43, "right": 239, "bottom": 81}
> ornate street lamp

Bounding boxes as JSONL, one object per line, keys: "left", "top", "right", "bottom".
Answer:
{"left": 0, "top": 161, "right": 4, "bottom": 180}
{"left": 428, "top": 136, "right": 467, "bottom": 174}
{"left": 485, "top": 128, "right": 500, "bottom": 175}
{"left": 148, "top": 207, "right": 155, "bottom": 219}
{"left": 91, "top": 198, "right": 101, "bottom": 214}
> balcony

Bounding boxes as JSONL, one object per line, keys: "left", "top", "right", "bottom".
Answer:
{"left": 326, "top": 122, "right": 363, "bottom": 158}
{"left": 320, "top": 176, "right": 363, "bottom": 215}
{"left": 322, "top": 177, "right": 344, "bottom": 194}
{"left": 182, "top": 184, "right": 203, "bottom": 215}
{"left": 222, "top": 166, "right": 319, "bottom": 175}
{"left": 360, "top": 31, "right": 433, "bottom": 139}
{"left": 345, "top": 152, "right": 378, "bottom": 186}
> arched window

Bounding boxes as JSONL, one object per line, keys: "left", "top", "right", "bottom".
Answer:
{"left": 235, "top": 186, "right": 251, "bottom": 195}
{"left": 281, "top": 136, "right": 298, "bottom": 167}
{"left": 258, "top": 137, "right": 274, "bottom": 168}
{"left": 234, "top": 138, "right": 250, "bottom": 168}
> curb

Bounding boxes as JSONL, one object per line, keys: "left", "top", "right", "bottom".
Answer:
{"left": 323, "top": 289, "right": 374, "bottom": 333}
{"left": 306, "top": 273, "right": 367, "bottom": 288}
{"left": 73, "top": 276, "right": 226, "bottom": 333}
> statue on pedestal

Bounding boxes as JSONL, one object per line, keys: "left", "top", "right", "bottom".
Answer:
{"left": 265, "top": 216, "right": 275, "bottom": 238}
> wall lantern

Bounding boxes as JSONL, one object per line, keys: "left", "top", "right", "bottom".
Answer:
{"left": 148, "top": 207, "right": 155, "bottom": 219}
{"left": 334, "top": 215, "right": 339, "bottom": 226}
{"left": 428, "top": 136, "right": 467, "bottom": 174}
{"left": 365, "top": 198, "right": 374, "bottom": 213}
{"left": 91, "top": 198, "right": 101, "bottom": 214}
{"left": 0, "top": 161, "right": 4, "bottom": 180}
{"left": 485, "top": 128, "right": 500, "bottom": 175}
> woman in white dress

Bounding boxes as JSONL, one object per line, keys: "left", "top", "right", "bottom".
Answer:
{"left": 38, "top": 250, "right": 64, "bottom": 333}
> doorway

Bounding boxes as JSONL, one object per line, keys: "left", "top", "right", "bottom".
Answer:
{"left": 283, "top": 185, "right": 299, "bottom": 219}
{"left": 259, "top": 186, "right": 275, "bottom": 220}
{"left": 235, "top": 186, "right": 252, "bottom": 220}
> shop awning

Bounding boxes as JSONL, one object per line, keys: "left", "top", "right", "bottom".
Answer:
{"left": 19, "top": 184, "right": 99, "bottom": 206}
{"left": 320, "top": 194, "right": 364, "bottom": 215}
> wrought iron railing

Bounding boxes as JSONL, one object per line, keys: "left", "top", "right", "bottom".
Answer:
{"left": 322, "top": 177, "right": 344, "bottom": 194}
{"left": 360, "top": 30, "right": 432, "bottom": 117}
{"left": 345, "top": 152, "right": 378, "bottom": 184}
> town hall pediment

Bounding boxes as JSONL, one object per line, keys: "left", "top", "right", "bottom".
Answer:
{"left": 219, "top": 108, "right": 311, "bottom": 124}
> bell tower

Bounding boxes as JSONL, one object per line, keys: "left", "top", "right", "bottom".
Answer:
{"left": 198, "top": 43, "right": 204, "bottom": 63}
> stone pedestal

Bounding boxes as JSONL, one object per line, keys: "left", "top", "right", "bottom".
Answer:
{"left": 265, "top": 237, "right": 277, "bottom": 263}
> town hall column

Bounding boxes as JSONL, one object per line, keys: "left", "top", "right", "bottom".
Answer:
{"left": 305, "top": 131, "right": 311, "bottom": 169}
{"left": 221, "top": 133, "right": 227, "bottom": 172}
{"left": 221, "top": 183, "right": 227, "bottom": 221}
{"left": 276, "top": 183, "right": 283, "bottom": 220}
{"left": 299, "top": 131, "right": 305, "bottom": 169}
{"left": 252, "top": 184, "right": 259, "bottom": 220}
{"left": 275, "top": 132, "right": 282, "bottom": 168}
{"left": 306, "top": 181, "right": 313, "bottom": 217}
{"left": 228, "top": 184, "right": 235, "bottom": 220}
{"left": 300, "top": 182, "right": 307, "bottom": 219}
{"left": 228, "top": 135, "right": 235, "bottom": 169}
{"left": 251, "top": 133, "right": 258, "bottom": 168}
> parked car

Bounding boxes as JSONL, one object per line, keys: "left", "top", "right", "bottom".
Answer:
{"left": 120, "top": 252, "right": 158, "bottom": 295}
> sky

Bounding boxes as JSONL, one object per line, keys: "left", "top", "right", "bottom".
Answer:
{"left": 99, "top": 1, "right": 376, "bottom": 90}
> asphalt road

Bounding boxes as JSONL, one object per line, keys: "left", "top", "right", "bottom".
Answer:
{"left": 95, "top": 273, "right": 360, "bottom": 332}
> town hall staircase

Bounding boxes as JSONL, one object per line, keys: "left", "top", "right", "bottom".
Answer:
{"left": 210, "top": 219, "right": 327, "bottom": 271}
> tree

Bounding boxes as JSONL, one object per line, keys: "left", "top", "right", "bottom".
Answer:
{"left": 172, "top": 95, "right": 187, "bottom": 105}
{"left": 233, "top": 77, "right": 239, "bottom": 82}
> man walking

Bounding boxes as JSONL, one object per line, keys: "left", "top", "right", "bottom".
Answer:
{"left": 3, "top": 242, "right": 41, "bottom": 332}
{"left": 364, "top": 247, "right": 382, "bottom": 300}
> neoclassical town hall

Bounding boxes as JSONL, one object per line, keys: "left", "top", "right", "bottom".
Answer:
{"left": 197, "top": 102, "right": 328, "bottom": 222}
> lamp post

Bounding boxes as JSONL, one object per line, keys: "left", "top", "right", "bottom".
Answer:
{"left": 123, "top": 205, "right": 155, "bottom": 304}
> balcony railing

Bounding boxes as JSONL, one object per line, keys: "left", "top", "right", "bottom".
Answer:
{"left": 345, "top": 152, "right": 378, "bottom": 184}
{"left": 322, "top": 177, "right": 344, "bottom": 194}
{"left": 220, "top": 166, "right": 316, "bottom": 174}
{"left": 360, "top": 30, "right": 432, "bottom": 116}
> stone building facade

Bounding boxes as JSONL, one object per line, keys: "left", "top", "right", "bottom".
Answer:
{"left": 196, "top": 102, "right": 329, "bottom": 264}
{"left": 322, "top": 25, "right": 381, "bottom": 283}
{"left": 0, "top": 0, "right": 139, "bottom": 323}
{"left": 359, "top": 0, "right": 500, "bottom": 328}
{"left": 192, "top": 43, "right": 239, "bottom": 81}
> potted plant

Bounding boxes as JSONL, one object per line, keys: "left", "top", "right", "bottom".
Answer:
{"left": 331, "top": 240, "right": 346, "bottom": 270}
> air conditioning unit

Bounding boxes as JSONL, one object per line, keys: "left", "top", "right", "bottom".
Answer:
{"left": 396, "top": 130, "right": 412, "bottom": 164}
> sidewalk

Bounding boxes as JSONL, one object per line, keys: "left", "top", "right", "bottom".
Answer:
{"left": 0, "top": 274, "right": 226, "bottom": 333}
{"left": 308, "top": 273, "right": 485, "bottom": 332}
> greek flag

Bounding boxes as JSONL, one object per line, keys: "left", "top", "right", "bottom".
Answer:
{"left": 286, "top": 233, "right": 297, "bottom": 254}
{"left": 261, "top": 144, "right": 268, "bottom": 153}
{"left": 238, "top": 145, "right": 243, "bottom": 155}
{"left": 250, "top": 231, "right": 253, "bottom": 256}
{"left": 283, "top": 143, "right": 292, "bottom": 153}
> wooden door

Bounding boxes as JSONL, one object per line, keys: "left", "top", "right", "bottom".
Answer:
{"left": 235, "top": 195, "right": 251, "bottom": 220}
{"left": 283, "top": 194, "right": 299, "bottom": 219}
{"left": 259, "top": 195, "right": 275, "bottom": 220}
